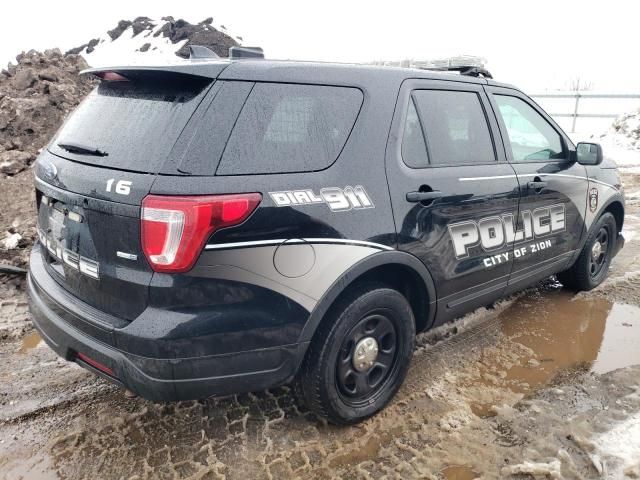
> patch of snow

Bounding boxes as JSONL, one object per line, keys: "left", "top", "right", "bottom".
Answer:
{"left": 622, "top": 227, "right": 637, "bottom": 244}
{"left": 80, "top": 17, "right": 243, "bottom": 68}
{"left": 501, "top": 459, "right": 563, "bottom": 479}
{"left": 601, "top": 138, "right": 640, "bottom": 168}
{"left": 83, "top": 22, "right": 190, "bottom": 67}
{"left": 2, "top": 232, "right": 21, "bottom": 250}
{"left": 592, "top": 413, "right": 640, "bottom": 479}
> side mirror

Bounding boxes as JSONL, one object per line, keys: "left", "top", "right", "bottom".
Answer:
{"left": 576, "top": 142, "right": 603, "bottom": 166}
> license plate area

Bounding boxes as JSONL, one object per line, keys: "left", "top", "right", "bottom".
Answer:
{"left": 37, "top": 194, "right": 97, "bottom": 280}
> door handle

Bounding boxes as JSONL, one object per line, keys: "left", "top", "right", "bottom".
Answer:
{"left": 527, "top": 180, "right": 547, "bottom": 192}
{"left": 406, "top": 191, "right": 443, "bottom": 203}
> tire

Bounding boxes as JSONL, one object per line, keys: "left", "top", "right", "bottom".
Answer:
{"left": 557, "top": 212, "right": 616, "bottom": 291}
{"left": 296, "top": 282, "right": 415, "bottom": 425}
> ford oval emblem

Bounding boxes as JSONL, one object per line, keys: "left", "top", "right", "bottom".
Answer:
{"left": 43, "top": 161, "right": 58, "bottom": 181}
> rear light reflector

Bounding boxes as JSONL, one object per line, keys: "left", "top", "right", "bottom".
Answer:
{"left": 94, "top": 71, "right": 129, "bottom": 82}
{"left": 141, "top": 193, "right": 262, "bottom": 273}
{"left": 77, "top": 353, "right": 115, "bottom": 377}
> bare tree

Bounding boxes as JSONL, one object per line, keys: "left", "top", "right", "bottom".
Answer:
{"left": 566, "top": 77, "right": 594, "bottom": 92}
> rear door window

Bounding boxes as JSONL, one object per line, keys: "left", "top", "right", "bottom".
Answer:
{"left": 50, "top": 73, "right": 212, "bottom": 173}
{"left": 411, "top": 90, "right": 496, "bottom": 166}
{"left": 216, "top": 83, "right": 363, "bottom": 175}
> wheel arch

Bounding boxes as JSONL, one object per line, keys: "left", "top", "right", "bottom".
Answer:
{"left": 602, "top": 198, "right": 624, "bottom": 233}
{"left": 298, "top": 250, "right": 437, "bottom": 345}
{"left": 565, "top": 194, "right": 625, "bottom": 272}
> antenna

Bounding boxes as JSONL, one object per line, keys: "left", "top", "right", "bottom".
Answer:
{"left": 189, "top": 45, "right": 219, "bottom": 61}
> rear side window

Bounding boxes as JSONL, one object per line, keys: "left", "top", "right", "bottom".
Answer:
{"left": 216, "top": 83, "right": 363, "bottom": 175}
{"left": 494, "top": 95, "right": 564, "bottom": 162}
{"left": 401, "top": 98, "right": 429, "bottom": 168}
{"left": 411, "top": 90, "right": 496, "bottom": 166}
{"left": 51, "top": 73, "right": 211, "bottom": 173}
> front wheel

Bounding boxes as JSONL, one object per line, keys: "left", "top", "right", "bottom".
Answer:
{"left": 557, "top": 212, "right": 617, "bottom": 291}
{"left": 296, "top": 283, "right": 415, "bottom": 424}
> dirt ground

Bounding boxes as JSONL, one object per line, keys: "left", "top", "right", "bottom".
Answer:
{"left": 1, "top": 171, "right": 639, "bottom": 480}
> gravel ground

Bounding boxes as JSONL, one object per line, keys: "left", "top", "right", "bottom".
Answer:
{"left": 0, "top": 172, "right": 639, "bottom": 480}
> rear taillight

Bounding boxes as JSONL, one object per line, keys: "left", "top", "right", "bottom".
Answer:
{"left": 141, "top": 193, "right": 262, "bottom": 273}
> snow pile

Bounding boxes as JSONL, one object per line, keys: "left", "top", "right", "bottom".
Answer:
{"left": 610, "top": 110, "right": 640, "bottom": 152}
{"left": 67, "top": 17, "right": 241, "bottom": 67}
{"left": 586, "top": 109, "right": 640, "bottom": 169}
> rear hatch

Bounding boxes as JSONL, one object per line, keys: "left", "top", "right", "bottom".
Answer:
{"left": 35, "top": 69, "right": 216, "bottom": 321}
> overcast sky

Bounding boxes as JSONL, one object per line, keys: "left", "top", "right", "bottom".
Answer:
{"left": 2, "top": 0, "right": 638, "bottom": 92}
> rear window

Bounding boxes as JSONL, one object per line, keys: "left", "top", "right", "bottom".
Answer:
{"left": 412, "top": 90, "right": 496, "bottom": 166}
{"left": 50, "top": 73, "right": 211, "bottom": 173}
{"left": 216, "top": 83, "right": 363, "bottom": 175}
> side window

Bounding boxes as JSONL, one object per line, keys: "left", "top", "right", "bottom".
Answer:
{"left": 494, "top": 95, "right": 564, "bottom": 162}
{"left": 412, "top": 90, "right": 496, "bottom": 165}
{"left": 401, "top": 97, "right": 429, "bottom": 168}
{"left": 217, "top": 83, "right": 363, "bottom": 175}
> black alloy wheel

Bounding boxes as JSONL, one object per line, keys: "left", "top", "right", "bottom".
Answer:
{"left": 589, "top": 225, "right": 610, "bottom": 278}
{"left": 296, "top": 283, "right": 415, "bottom": 424}
{"left": 335, "top": 310, "right": 398, "bottom": 406}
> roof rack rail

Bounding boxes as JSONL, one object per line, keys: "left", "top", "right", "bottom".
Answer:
{"left": 229, "top": 46, "right": 264, "bottom": 60}
{"left": 189, "top": 45, "right": 219, "bottom": 61}
{"left": 422, "top": 65, "right": 493, "bottom": 79}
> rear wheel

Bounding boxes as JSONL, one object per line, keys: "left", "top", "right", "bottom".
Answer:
{"left": 296, "top": 283, "right": 415, "bottom": 424}
{"left": 557, "top": 212, "right": 616, "bottom": 291}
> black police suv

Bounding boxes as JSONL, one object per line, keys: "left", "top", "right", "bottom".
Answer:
{"left": 28, "top": 47, "right": 625, "bottom": 424}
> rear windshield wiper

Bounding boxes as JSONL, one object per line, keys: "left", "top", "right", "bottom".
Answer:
{"left": 58, "top": 142, "right": 108, "bottom": 157}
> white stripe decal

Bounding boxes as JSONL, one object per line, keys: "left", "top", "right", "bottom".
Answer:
{"left": 584, "top": 178, "right": 620, "bottom": 190}
{"left": 206, "top": 239, "right": 284, "bottom": 250}
{"left": 205, "top": 238, "right": 394, "bottom": 251}
{"left": 459, "top": 174, "right": 518, "bottom": 181}
{"left": 459, "top": 173, "right": 619, "bottom": 191}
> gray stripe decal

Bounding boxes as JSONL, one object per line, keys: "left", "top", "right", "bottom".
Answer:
{"left": 205, "top": 238, "right": 395, "bottom": 251}
{"left": 459, "top": 173, "right": 619, "bottom": 191}
{"left": 195, "top": 242, "right": 386, "bottom": 310}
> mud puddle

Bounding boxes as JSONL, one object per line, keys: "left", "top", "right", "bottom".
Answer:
{"left": 441, "top": 465, "right": 479, "bottom": 479}
{"left": 471, "top": 290, "right": 640, "bottom": 416}
{"left": 19, "top": 330, "right": 42, "bottom": 354}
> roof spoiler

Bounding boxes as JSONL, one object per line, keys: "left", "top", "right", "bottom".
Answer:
{"left": 80, "top": 63, "right": 229, "bottom": 81}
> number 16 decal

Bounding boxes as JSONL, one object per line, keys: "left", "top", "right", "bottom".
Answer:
{"left": 106, "top": 179, "right": 132, "bottom": 195}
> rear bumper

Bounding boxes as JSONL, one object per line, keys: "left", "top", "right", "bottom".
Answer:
{"left": 27, "top": 245, "right": 307, "bottom": 402}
